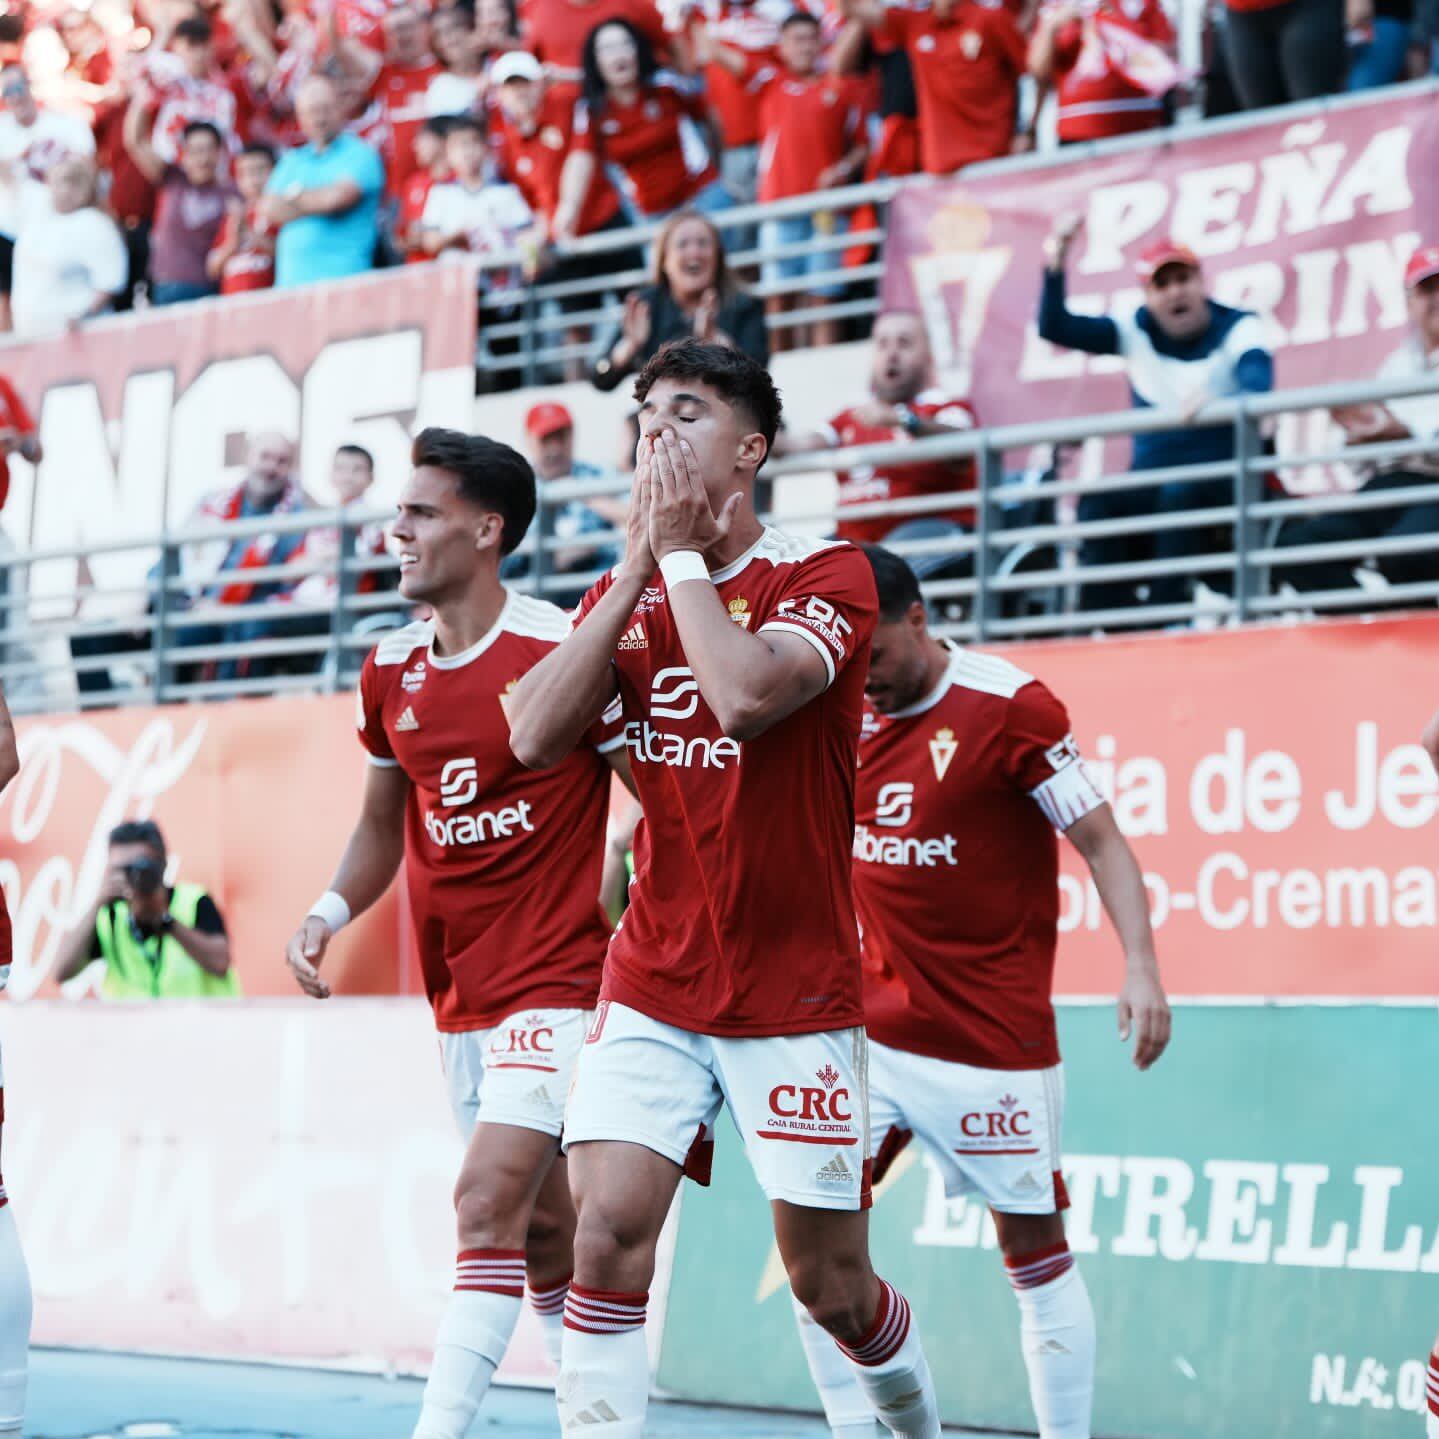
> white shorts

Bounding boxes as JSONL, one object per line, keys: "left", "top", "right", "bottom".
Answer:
{"left": 868, "top": 1041, "right": 1068, "bottom": 1215}
{"left": 440, "top": 1007, "right": 590, "bottom": 1141}
{"left": 563, "top": 1001, "right": 872, "bottom": 1212}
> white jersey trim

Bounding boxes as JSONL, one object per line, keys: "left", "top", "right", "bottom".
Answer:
{"left": 708, "top": 525, "right": 847, "bottom": 584}
{"left": 885, "top": 641, "right": 1036, "bottom": 718}
{"left": 373, "top": 619, "right": 432, "bottom": 667}
{"left": 366, "top": 754, "right": 401, "bottom": 768}
{"left": 758, "top": 618, "right": 836, "bottom": 687}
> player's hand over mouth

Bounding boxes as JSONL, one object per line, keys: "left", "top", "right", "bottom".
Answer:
{"left": 646, "top": 430, "right": 741, "bottom": 561}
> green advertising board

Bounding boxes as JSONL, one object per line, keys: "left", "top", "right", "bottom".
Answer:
{"left": 656, "top": 1004, "right": 1438, "bottom": 1438}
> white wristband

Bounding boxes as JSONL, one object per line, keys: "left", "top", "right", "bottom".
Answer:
{"left": 308, "top": 891, "right": 352, "bottom": 934}
{"left": 659, "top": 550, "right": 711, "bottom": 588}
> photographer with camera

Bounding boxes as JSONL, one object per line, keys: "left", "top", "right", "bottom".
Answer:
{"left": 54, "top": 820, "right": 238, "bottom": 998}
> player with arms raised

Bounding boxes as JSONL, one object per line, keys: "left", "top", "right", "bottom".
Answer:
{"left": 793, "top": 545, "right": 1171, "bottom": 1439}
{"left": 508, "top": 340, "right": 943, "bottom": 1439}
{"left": 0, "top": 680, "right": 31, "bottom": 1439}
{"left": 284, "top": 429, "right": 627, "bottom": 1439}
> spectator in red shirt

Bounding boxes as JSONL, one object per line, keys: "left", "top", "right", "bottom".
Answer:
{"left": 136, "top": 15, "right": 239, "bottom": 164}
{"left": 843, "top": 0, "right": 1028, "bottom": 174}
{"left": 489, "top": 50, "right": 637, "bottom": 377}
{"left": 0, "top": 372, "right": 40, "bottom": 515}
{"left": 555, "top": 19, "right": 728, "bottom": 236}
{"left": 698, "top": 10, "right": 867, "bottom": 350}
{"left": 1029, "top": 0, "right": 1177, "bottom": 144}
{"left": 208, "top": 142, "right": 278, "bottom": 293}
{"left": 395, "top": 115, "right": 453, "bottom": 261}
{"left": 520, "top": 0, "right": 676, "bottom": 90}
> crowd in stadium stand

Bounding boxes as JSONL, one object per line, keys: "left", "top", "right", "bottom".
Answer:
{"left": 0, "top": 0, "right": 1435, "bottom": 336}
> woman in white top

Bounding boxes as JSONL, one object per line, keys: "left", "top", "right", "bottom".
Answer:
{"left": 10, "top": 154, "right": 127, "bottom": 338}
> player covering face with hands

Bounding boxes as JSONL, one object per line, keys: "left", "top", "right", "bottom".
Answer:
{"left": 285, "top": 429, "right": 630, "bottom": 1439}
{"left": 508, "top": 340, "right": 944, "bottom": 1439}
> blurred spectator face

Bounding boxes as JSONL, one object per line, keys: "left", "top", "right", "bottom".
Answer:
{"left": 296, "top": 77, "right": 342, "bottom": 146}
{"left": 173, "top": 32, "right": 214, "bottom": 79}
{"left": 476, "top": 0, "right": 515, "bottom": 50}
{"left": 385, "top": 6, "right": 431, "bottom": 65}
{"left": 594, "top": 24, "right": 640, "bottom": 89}
{"left": 235, "top": 148, "right": 275, "bottom": 201}
{"left": 432, "top": 7, "right": 477, "bottom": 68}
{"left": 48, "top": 155, "right": 95, "bottom": 214}
{"left": 661, "top": 215, "right": 719, "bottom": 299}
{"left": 57, "top": 11, "right": 104, "bottom": 61}
{"left": 1143, "top": 262, "right": 1208, "bottom": 342}
{"left": 496, "top": 74, "right": 541, "bottom": 129}
{"left": 180, "top": 126, "right": 223, "bottom": 186}
{"left": 0, "top": 67, "right": 37, "bottom": 125}
{"left": 870, "top": 312, "right": 932, "bottom": 405}
{"left": 445, "top": 122, "right": 485, "bottom": 182}
{"left": 530, "top": 425, "right": 575, "bottom": 481}
{"left": 1409, "top": 275, "right": 1439, "bottom": 353}
{"left": 778, "top": 15, "right": 821, "bottom": 75}
{"left": 245, "top": 431, "right": 297, "bottom": 504}
{"left": 331, "top": 447, "right": 375, "bottom": 504}
{"left": 414, "top": 123, "right": 447, "bottom": 172}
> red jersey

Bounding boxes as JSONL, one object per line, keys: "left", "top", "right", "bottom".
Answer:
{"left": 752, "top": 66, "right": 865, "bottom": 203}
{"left": 878, "top": 0, "right": 1025, "bottom": 175}
{"left": 676, "top": 0, "right": 790, "bottom": 147}
{"left": 0, "top": 376, "right": 36, "bottom": 512}
{"left": 355, "top": 595, "right": 619, "bottom": 1032}
{"left": 823, "top": 389, "right": 978, "bottom": 543}
{"left": 1047, "top": 0, "right": 1175, "bottom": 142}
{"left": 397, "top": 166, "right": 441, "bottom": 260}
{"left": 576, "top": 527, "right": 876, "bottom": 1036}
{"left": 521, "top": 0, "right": 669, "bottom": 75}
{"left": 489, "top": 91, "right": 621, "bottom": 235}
{"left": 213, "top": 204, "right": 276, "bottom": 293}
{"left": 855, "top": 644, "right": 1105, "bottom": 1069}
{"left": 142, "top": 53, "right": 239, "bottom": 162}
{"left": 572, "top": 74, "right": 717, "bottom": 217}
{"left": 371, "top": 59, "right": 443, "bottom": 192}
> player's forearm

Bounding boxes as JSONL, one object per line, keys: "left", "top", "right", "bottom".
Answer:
{"left": 1079, "top": 826, "right": 1158, "bottom": 971}
{"left": 325, "top": 812, "right": 406, "bottom": 918}
{"left": 508, "top": 573, "right": 644, "bottom": 768}
{"left": 0, "top": 685, "right": 17, "bottom": 792}
{"left": 169, "top": 923, "right": 231, "bottom": 977}
{"left": 54, "top": 908, "right": 104, "bottom": 982}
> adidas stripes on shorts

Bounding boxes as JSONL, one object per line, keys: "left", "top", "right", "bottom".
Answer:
{"left": 440, "top": 1008, "right": 591, "bottom": 1141}
{"left": 563, "top": 1001, "right": 873, "bottom": 1211}
{"left": 868, "top": 1041, "right": 1069, "bottom": 1214}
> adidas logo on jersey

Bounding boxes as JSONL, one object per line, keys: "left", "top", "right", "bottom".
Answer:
{"left": 816, "top": 1153, "right": 852, "bottom": 1184}
{"left": 395, "top": 706, "right": 419, "bottom": 732}
{"left": 617, "top": 623, "right": 647, "bottom": 651}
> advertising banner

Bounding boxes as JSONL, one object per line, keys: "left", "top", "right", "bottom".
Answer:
{"left": 0, "top": 265, "right": 477, "bottom": 615}
{"left": 881, "top": 87, "right": 1439, "bottom": 490}
{"left": 657, "top": 1004, "right": 1439, "bottom": 1439}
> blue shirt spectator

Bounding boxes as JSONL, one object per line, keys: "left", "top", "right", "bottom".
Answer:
{"left": 1036, "top": 224, "right": 1274, "bottom": 615}
{"left": 262, "top": 76, "right": 384, "bottom": 288}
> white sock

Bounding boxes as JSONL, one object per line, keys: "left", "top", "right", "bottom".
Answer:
{"left": 0, "top": 1189, "right": 32, "bottom": 1438}
{"left": 1005, "top": 1243, "right": 1095, "bottom": 1439}
{"left": 412, "top": 1249, "right": 525, "bottom": 1439}
{"left": 1425, "top": 1345, "right": 1438, "bottom": 1439}
{"left": 791, "top": 1290, "right": 879, "bottom": 1438}
{"left": 528, "top": 1274, "right": 570, "bottom": 1370}
{"left": 835, "top": 1279, "right": 942, "bottom": 1439}
{"left": 557, "top": 1284, "right": 649, "bottom": 1436}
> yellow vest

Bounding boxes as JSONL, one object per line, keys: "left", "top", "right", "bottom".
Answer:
{"left": 96, "top": 883, "right": 242, "bottom": 1000}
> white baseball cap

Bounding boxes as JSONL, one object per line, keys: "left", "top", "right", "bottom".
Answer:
{"left": 491, "top": 51, "right": 543, "bottom": 84}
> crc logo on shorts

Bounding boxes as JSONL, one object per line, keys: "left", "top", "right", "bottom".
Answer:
{"left": 626, "top": 666, "right": 739, "bottom": 769}
{"left": 774, "top": 595, "right": 853, "bottom": 657}
{"left": 486, "top": 1014, "right": 558, "bottom": 1070}
{"left": 758, "top": 1065, "right": 857, "bottom": 1147}
{"left": 874, "top": 782, "right": 913, "bottom": 828}
{"left": 955, "top": 1093, "right": 1037, "bottom": 1153}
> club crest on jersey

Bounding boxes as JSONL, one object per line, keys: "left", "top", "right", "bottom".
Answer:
{"left": 727, "top": 597, "right": 751, "bottom": 629}
{"left": 930, "top": 726, "right": 958, "bottom": 782}
{"left": 401, "top": 661, "right": 427, "bottom": 693}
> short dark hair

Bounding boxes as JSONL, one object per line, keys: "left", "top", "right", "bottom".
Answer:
{"left": 240, "top": 141, "right": 276, "bottom": 166}
{"left": 109, "top": 819, "right": 166, "bottom": 860}
{"left": 861, "top": 544, "right": 923, "bottom": 621}
{"left": 781, "top": 9, "right": 820, "bottom": 28}
{"left": 172, "top": 14, "right": 214, "bottom": 45}
{"left": 633, "top": 339, "right": 782, "bottom": 453}
{"left": 419, "top": 115, "right": 454, "bottom": 141}
{"left": 411, "top": 427, "right": 536, "bottom": 556}
{"left": 581, "top": 17, "right": 659, "bottom": 109}
{"left": 181, "top": 120, "right": 223, "bottom": 148}
{"left": 336, "top": 443, "right": 374, "bottom": 471}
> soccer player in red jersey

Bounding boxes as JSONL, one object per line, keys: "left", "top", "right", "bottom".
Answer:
{"left": 284, "top": 429, "right": 628, "bottom": 1439}
{"left": 0, "top": 680, "right": 31, "bottom": 1439}
{"left": 508, "top": 341, "right": 943, "bottom": 1439}
{"left": 793, "top": 545, "right": 1171, "bottom": 1439}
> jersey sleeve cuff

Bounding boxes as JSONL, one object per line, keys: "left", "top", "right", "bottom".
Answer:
{"left": 594, "top": 733, "right": 627, "bottom": 754}
{"left": 758, "top": 619, "right": 837, "bottom": 689}
{"left": 365, "top": 754, "right": 401, "bottom": 768}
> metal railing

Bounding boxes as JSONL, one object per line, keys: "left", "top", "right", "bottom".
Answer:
{"left": 2, "top": 369, "right": 1436, "bottom": 715}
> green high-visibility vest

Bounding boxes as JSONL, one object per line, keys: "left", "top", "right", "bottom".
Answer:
{"left": 95, "top": 883, "right": 242, "bottom": 1000}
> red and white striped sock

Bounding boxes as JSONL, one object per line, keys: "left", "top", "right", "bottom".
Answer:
{"left": 836, "top": 1279, "right": 941, "bottom": 1438}
{"left": 556, "top": 1284, "right": 649, "bottom": 1436}
{"left": 790, "top": 1291, "right": 878, "bottom": 1438}
{"left": 0, "top": 1196, "right": 32, "bottom": 1438}
{"left": 1005, "top": 1242, "right": 1095, "bottom": 1439}
{"left": 1425, "top": 1344, "right": 1438, "bottom": 1439}
{"left": 527, "top": 1273, "right": 570, "bottom": 1370}
{"left": 411, "top": 1250, "right": 525, "bottom": 1439}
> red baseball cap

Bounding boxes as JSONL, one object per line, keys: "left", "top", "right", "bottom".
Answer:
{"left": 1135, "top": 238, "right": 1201, "bottom": 284}
{"left": 1404, "top": 244, "right": 1439, "bottom": 290}
{"left": 525, "top": 401, "right": 573, "bottom": 439}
